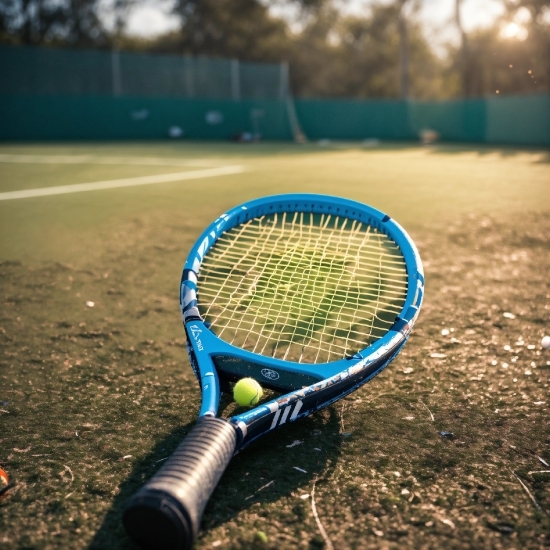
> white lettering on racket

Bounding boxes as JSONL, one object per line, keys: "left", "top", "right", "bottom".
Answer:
{"left": 189, "top": 325, "right": 204, "bottom": 351}
{"left": 270, "top": 400, "right": 304, "bottom": 430}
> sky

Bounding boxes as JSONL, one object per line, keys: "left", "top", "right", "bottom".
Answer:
{"left": 124, "top": 0, "right": 507, "bottom": 46}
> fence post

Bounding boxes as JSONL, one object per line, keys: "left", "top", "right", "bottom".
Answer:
{"left": 185, "top": 56, "right": 194, "bottom": 98}
{"left": 111, "top": 49, "right": 122, "bottom": 97}
{"left": 280, "top": 61, "right": 289, "bottom": 100}
{"left": 231, "top": 59, "right": 240, "bottom": 100}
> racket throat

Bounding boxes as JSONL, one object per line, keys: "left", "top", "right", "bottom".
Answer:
{"left": 185, "top": 319, "right": 221, "bottom": 417}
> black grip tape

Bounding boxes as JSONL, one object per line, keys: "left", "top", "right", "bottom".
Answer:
{"left": 123, "top": 416, "right": 237, "bottom": 550}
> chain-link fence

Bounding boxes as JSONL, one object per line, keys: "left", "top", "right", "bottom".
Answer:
{"left": 0, "top": 45, "right": 289, "bottom": 100}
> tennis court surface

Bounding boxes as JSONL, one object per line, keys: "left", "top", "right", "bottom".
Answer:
{"left": 1, "top": 141, "right": 549, "bottom": 549}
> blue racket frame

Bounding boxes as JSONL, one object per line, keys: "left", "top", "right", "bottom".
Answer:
{"left": 180, "top": 194, "right": 424, "bottom": 448}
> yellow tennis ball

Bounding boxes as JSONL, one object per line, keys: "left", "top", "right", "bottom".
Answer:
{"left": 234, "top": 378, "right": 263, "bottom": 407}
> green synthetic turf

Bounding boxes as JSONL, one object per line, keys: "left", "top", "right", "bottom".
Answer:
{"left": 0, "top": 142, "right": 548, "bottom": 264}
{"left": 0, "top": 142, "right": 549, "bottom": 549}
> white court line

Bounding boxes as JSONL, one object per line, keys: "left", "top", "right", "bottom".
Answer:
{"left": 0, "top": 165, "right": 245, "bottom": 201}
{"left": 0, "top": 154, "right": 223, "bottom": 167}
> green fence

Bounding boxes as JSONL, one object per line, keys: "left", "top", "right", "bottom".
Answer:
{"left": 407, "top": 99, "right": 487, "bottom": 143}
{"left": 1, "top": 94, "right": 548, "bottom": 144}
{"left": 0, "top": 45, "right": 548, "bottom": 145}
{"left": 294, "top": 96, "right": 549, "bottom": 146}
{"left": 0, "top": 45, "right": 287, "bottom": 100}
{"left": 294, "top": 99, "right": 411, "bottom": 140}
{"left": 0, "top": 96, "right": 293, "bottom": 141}
{"left": 0, "top": 45, "right": 293, "bottom": 141}
{"left": 485, "top": 95, "right": 550, "bottom": 146}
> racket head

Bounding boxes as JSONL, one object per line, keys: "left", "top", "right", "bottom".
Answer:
{"left": 181, "top": 194, "right": 423, "bottom": 394}
{"left": 123, "top": 196, "right": 423, "bottom": 550}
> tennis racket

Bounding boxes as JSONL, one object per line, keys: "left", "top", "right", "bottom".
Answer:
{"left": 123, "top": 194, "right": 424, "bottom": 550}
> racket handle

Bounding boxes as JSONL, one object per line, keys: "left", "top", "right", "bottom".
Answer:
{"left": 123, "top": 416, "right": 237, "bottom": 550}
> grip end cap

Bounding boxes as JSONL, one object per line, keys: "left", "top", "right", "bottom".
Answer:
{"left": 123, "top": 490, "right": 193, "bottom": 550}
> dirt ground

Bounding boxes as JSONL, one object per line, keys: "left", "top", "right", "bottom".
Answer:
{"left": 1, "top": 206, "right": 549, "bottom": 549}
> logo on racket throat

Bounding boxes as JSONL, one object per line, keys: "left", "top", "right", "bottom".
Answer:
{"left": 261, "top": 368, "right": 280, "bottom": 381}
{"left": 189, "top": 325, "right": 204, "bottom": 351}
{"left": 270, "top": 399, "right": 303, "bottom": 429}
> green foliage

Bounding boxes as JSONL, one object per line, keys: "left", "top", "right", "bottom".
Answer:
{"left": 291, "top": 4, "right": 452, "bottom": 99}
{"left": 153, "top": 0, "right": 290, "bottom": 63}
{"left": 0, "top": 0, "right": 116, "bottom": 47}
{"left": 455, "top": 24, "right": 549, "bottom": 97}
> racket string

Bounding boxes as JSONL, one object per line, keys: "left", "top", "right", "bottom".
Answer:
{"left": 204, "top": 213, "right": 280, "bottom": 338}
{"left": 197, "top": 212, "right": 408, "bottom": 363}
{"left": 325, "top": 220, "right": 372, "bottom": 361}
{"left": 259, "top": 211, "right": 337, "bottom": 358}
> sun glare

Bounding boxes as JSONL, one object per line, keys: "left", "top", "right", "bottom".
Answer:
{"left": 500, "top": 22, "right": 528, "bottom": 40}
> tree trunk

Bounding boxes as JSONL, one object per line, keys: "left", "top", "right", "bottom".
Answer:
{"left": 455, "top": 0, "right": 470, "bottom": 97}
{"left": 398, "top": 0, "right": 409, "bottom": 99}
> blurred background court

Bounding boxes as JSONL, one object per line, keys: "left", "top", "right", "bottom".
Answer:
{"left": 0, "top": 0, "right": 549, "bottom": 145}
{"left": 0, "top": 1, "right": 549, "bottom": 549}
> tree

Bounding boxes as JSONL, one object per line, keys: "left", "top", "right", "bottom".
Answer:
{"left": 447, "top": 0, "right": 550, "bottom": 97}
{"left": 397, "top": 0, "right": 410, "bottom": 98}
{"left": 0, "top": 0, "right": 125, "bottom": 47}
{"left": 502, "top": 0, "right": 550, "bottom": 92}
{"left": 157, "top": 0, "right": 290, "bottom": 63}
{"left": 295, "top": 3, "right": 446, "bottom": 99}
{"left": 454, "top": 0, "right": 472, "bottom": 96}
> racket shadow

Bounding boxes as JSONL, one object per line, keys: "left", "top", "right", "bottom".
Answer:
{"left": 89, "top": 419, "right": 198, "bottom": 550}
{"left": 199, "top": 407, "right": 343, "bottom": 534}
{"left": 89, "top": 408, "right": 342, "bottom": 549}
